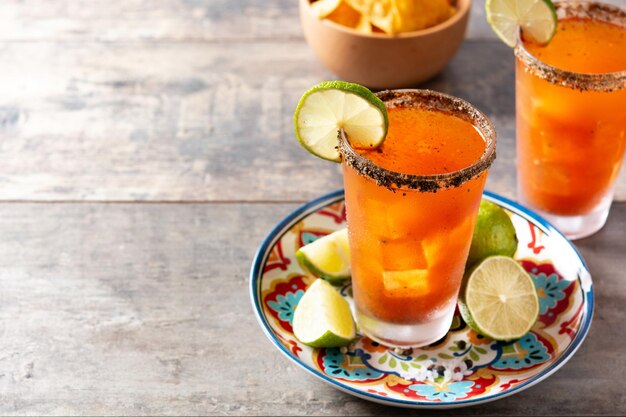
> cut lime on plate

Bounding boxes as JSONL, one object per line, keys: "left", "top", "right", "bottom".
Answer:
{"left": 459, "top": 256, "right": 539, "bottom": 341}
{"left": 467, "top": 200, "right": 519, "bottom": 268}
{"left": 292, "top": 278, "right": 356, "bottom": 348}
{"left": 294, "top": 81, "right": 388, "bottom": 162}
{"left": 296, "top": 228, "right": 351, "bottom": 285}
{"left": 485, "top": 0, "right": 557, "bottom": 47}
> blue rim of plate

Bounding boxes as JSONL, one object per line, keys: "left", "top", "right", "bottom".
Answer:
{"left": 249, "top": 189, "right": 594, "bottom": 408}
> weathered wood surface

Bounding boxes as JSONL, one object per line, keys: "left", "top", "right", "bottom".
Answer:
{"left": 0, "top": 0, "right": 623, "bottom": 42}
{"left": 0, "top": 0, "right": 508, "bottom": 42}
{"left": 0, "top": 39, "right": 623, "bottom": 202}
{"left": 0, "top": 202, "right": 623, "bottom": 416}
{"left": 0, "top": 0, "right": 625, "bottom": 415}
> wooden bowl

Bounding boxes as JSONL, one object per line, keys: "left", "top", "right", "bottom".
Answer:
{"left": 299, "top": 0, "right": 471, "bottom": 89}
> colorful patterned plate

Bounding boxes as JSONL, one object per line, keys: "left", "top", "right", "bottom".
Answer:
{"left": 250, "top": 190, "right": 593, "bottom": 409}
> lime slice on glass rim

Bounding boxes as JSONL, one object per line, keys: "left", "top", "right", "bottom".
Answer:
{"left": 294, "top": 81, "right": 388, "bottom": 162}
{"left": 296, "top": 228, "right": 351, "bottom": 285}
{"left": 458, "top": 256, "right": 539, "bottom": 341}
{"left": 485, "top": 0, "right": 557, "bottom": 48}
{"left": 293, "top": 278, "right": 356, "bottom": 348}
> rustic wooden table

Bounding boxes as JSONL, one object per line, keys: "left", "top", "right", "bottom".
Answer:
{"left": 0, "top": 0, "right": 624, "bottom": 415}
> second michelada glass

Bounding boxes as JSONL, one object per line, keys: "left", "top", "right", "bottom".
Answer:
{"left": 515, "top": 2, "right": 626, "bottom": 239}
{"left": 339, "top": 90, "right": 496, "bottom": 348}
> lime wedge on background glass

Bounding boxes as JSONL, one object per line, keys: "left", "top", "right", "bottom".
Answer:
{"left": 294, "top": 81, "right": 388, "bottom": 162}
{"left": 485, "top": 0, "right": 557, "bottom": 48}
{"left": 296, "top": 228, "right": 351, "bottom": 285}
{"left": 292, "top": 278, "right": 356, "bottom": 348}
{"left": 459, "top": 256, "right": 539, "bottom": 341}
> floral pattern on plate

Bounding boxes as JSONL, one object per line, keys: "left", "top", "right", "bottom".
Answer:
{"left": 251, "top": 190, "right": 593, "bottom": 408}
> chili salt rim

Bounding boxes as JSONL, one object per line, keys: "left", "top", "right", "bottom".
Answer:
{"left": 514, "top": 1, "right": 626, "bottom": 93}
{"left": 338, "top": 89, "right": 496, "bottom": 193}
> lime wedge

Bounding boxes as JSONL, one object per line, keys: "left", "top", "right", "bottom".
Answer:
{"left": 293, "top": 278, "right": 356, "bottom": 348}
{"left": 459, "top": 256, "right": 539, "bottom": 341}
{"left": 486, "top": 0, "right": 557, "bottom": 48}
{"left": 296, "top": 228, "right": 351, "bottom": 285}
{"left": 294, "top": 81, "right": 388, "bottom": 162}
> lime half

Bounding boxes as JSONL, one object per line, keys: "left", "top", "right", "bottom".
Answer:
{"left": 486, "top": 0, "right": 557, "bottom": 48}
{"left": 293, "top": 279, "right": 356, "bottom": 348}
{"left": 296, "top": 228, "right": 351, "bottom": 285}
{"left": 294, "top": 81, "right": 388, "bottom": 162}
{"left": 459, "top": 256, "right": 539, "bottom": 341}
{"left": 466, "top": 200, "right": 518, "bottom": 268}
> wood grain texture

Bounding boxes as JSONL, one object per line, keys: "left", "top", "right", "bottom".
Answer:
{"left": 0, "top": 39, "right": 623, "bottom": 202}
{"left": 0, "top": 0, "right": 490, "bottom": 42}
{"left": 0, "top": 1, "right": 625, "bottom": 415}
{"left": 0, "top": 0, "right": 623, "bottom": 42}
{"left": 0, "top": 202, "right": 623, "bottom": 415}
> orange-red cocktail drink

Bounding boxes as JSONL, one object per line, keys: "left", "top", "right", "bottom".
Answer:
{"left": 339, "top": 90, "right": 496, "bottom": 348}
{"left": 515, "top": 2, "right": 626, "bottom": 239}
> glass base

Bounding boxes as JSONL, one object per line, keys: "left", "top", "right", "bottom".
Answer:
{"left": 354, "top": 303, "right": 455, "bottom": 349}
{"left": 519, "top": 192, "right": 613, "bottom": 240}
